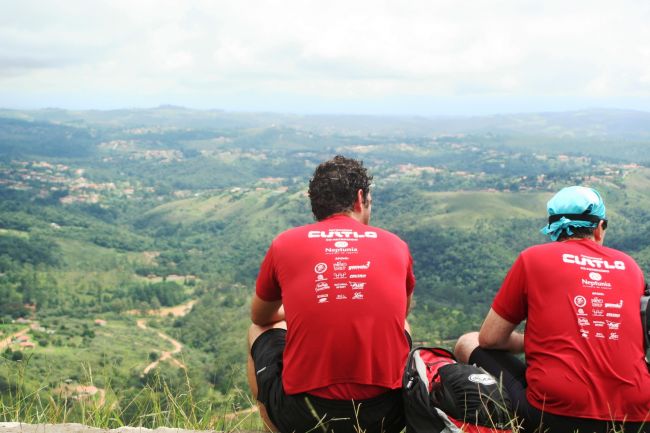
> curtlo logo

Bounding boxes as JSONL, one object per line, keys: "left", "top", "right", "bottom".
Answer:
{"left": 314, "top": 263, "right": 327, "bottom": 274}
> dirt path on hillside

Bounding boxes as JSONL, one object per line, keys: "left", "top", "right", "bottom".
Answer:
{"left": 127, "top": 299, "right": 197, "bottom": 317}
{"left": 0, "top": 322, "right": 39, "bottom": 350}
{"left": 153, "top": 299, "right": 197, "bottom": 317}
{"left": 0, "top": 327, "right": 29, "bottom": 350}
{"left": 137, "top": 319, "right": 187, "bottom": 375}
{"left": 224, "top": 406, "right": 258, "bottom": 421}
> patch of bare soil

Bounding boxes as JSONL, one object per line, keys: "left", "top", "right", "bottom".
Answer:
{"left": 126, "top": 299, "right": 197, "bottom": 318}
{"left": 54, "top": 385, "right": 106, "bottom": 407}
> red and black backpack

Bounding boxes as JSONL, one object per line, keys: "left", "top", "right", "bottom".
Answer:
{"left": 403, "top": 347, "right": 513, "bottom": 433}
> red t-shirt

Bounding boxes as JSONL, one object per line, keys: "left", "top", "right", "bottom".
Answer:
{"left": 493, "top": 239, "right": 650, "bottom": 421}
{"left": 256, "top": 214, "right": 415, "bottom": 398}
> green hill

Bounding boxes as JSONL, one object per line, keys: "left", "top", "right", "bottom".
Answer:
{"left": 2, "top": 107, "right": 650, "bottom": 427}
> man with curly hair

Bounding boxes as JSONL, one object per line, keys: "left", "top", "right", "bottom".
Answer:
{"left": 247, "top": 155, "right": 415, "bottom": 433}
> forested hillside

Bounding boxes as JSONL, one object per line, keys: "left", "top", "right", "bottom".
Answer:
{"left": 2, "top": 107, "right": 650, "bottom": 425}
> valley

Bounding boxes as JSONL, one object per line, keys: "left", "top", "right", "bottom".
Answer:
{"left": 2, "top": 107, "right": 650, "bottom": 427}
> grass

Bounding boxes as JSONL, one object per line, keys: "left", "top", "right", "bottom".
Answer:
{"left": 0, "top": 354, "right": 264, "bottom": 431}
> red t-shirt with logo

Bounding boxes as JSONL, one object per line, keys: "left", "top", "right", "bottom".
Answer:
{"left": 493, "top": 239, "right": 650, "bottom": 421}
{"left": 256, "top": 214, "right": 415, "bottom": 398}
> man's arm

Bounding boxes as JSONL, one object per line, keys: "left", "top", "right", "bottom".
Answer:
{"left": 251, "top": 293, "right": 285, "bottom": 327}
{"left": 478, "top": 308, "right": 524, "bottom": 353}
{"left": 406, "top": 294, "right": 412, "bottom": 316}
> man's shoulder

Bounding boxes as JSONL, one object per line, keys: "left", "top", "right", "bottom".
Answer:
{"left": 518, "top": 242, "right": 554, "bottom": 257}
{"left": 598, "top": 243, "right": 641, "bottom": 265}
{"left": 371, "top": 225, "right": 408, "bottom": 244}
{"left": 271, "top": 223, "right": 315, "bottom": 244}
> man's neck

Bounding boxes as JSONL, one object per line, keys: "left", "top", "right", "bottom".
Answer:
{"left": 561, "top": 235, "right": 604, "bottom": 246}
{"left": 325, "top": 211, "right": 367, "bottom": 224}
{"left": 344, "top": 211, "right": 366, "bottom": 224}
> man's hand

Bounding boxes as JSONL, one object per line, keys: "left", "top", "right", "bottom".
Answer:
{"left": 251, "top": 294, "right": 285, "bottom": 327}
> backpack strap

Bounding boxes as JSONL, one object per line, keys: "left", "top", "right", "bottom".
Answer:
{"left": 404, "top": 347, "right": 456, "bottom": 390}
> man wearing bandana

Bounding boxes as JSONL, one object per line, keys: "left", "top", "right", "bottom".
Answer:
{"left": 454, "top": 186, "right": 650, "bottom": 433}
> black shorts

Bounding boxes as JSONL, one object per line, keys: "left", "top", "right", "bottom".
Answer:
{"left": 251, "top": 328, "right": 409, "bottom": 433}
{"left": 469, "top": 347, "right": 649, "bottom": 433}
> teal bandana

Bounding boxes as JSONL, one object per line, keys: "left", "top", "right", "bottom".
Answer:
{"left": 540, "top": 186, "right": 606, "bottom": 241}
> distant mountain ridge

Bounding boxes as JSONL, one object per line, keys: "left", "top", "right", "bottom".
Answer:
{"left": 2, "top": 106, "right": 650, "bottom": 136}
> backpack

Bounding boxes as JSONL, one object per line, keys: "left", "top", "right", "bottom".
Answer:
{"left": 403, "top": 346, "right": 513, "bottom": 433}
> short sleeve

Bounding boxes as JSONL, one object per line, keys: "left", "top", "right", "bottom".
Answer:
{"left": 255, "top": 243, "right": 282, "bottom": 302}
{"left": 406, "top": 250, "right": 416, "bottom": 296}
{"left": 492, "top": 254, "right": 528, "bottom": 324}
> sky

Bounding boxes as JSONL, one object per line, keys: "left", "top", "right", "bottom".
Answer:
{"left": 2, "top": 0, "right": 650, "bottom": 115}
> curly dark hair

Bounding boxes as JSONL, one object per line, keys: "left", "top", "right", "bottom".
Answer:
{"left": 308, "top": 155, "right": 373, "bottom": 221}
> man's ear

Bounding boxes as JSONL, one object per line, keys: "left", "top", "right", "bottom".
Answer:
{"left": 353, "top": 189, "right": 364, "bottom": 211}
{"left": 594, "top": 220, "right": 606, "bottom": 243}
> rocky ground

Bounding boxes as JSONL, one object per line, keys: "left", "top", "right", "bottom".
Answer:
{"left": 0, "top": 424, "right": 218, "bottom": 433}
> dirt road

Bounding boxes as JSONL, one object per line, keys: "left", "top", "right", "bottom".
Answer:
{"left": 0, "top": 322, "right": 39, "bottom": 350}
{"left": 127, "top": 299, "right": 197, "bottom": 318}
{"left": 137, "top": 319, "right": 187, "bottom": 375}
{"left": 0, "top": 327, "right": 29, "bottom": 350}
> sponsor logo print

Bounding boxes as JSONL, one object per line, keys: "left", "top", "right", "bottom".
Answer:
{"left": 580, "top": 329, "right": 589, "bottom": 338}
{"left": 333, "top": 273, "right": 347, "bottom": 279}
{"left": 595, "top": 332, "right": 605, "bottom": 339}
{"left": 315, "top": 282, "right": 330, "bottom": 291}
{"left": 582, "top": 279, "right": 612, "bottom": 289}
{"left": 334, "top": 283, "right": 347, "bottom": 289}
{"left": 593, "top": 320, "right": 605, "bottom": 327}
{"left": 334, "top": 241, "right": 348, "bottom": 248}
{"left": 609, "top": 332, "right": 619, "bottom": 340}
{"left": 589, "top": 272, "right": 602, "bottom": 281}
{"left": 591, "top": 297, "right": 604, "bottom": 307}
{"left": 317, "top": 294, "right": 329, "bottom": 303}
{"left": 308, "top": 230, "right": 378, "bottom": 239}
{"left": 333, "top": 261, "right": 347, "bottom": 271}
{"left": 350, "top": 274, "right": 366, "bottom": 279}
{"left": 593, "top": 309, "right": 604, "bottom": 317}
{"left": 468, "top": 374, "right": 497, "bottom": 385}
{"left": 316, "top": 274, "right": 327, "bottom": 281}
{"left": 606, "top": 312, "right": 621, "bottom": 318}
{"left": 352, "top": 292, "right": 364, "bottom": 300}
{"left": 578, "top": 317, "right": 590, "bottom": 326}
{"left": 562, "top": 254, "right": 626, "bottom": 270}
{"left": 314, "top": 263, "right": 327, "bottom": 274}
{"left": 325, "top": 247, "right": 358, "bottom": 255}
{"left": 336, "top": 294, "right": 347, "bottom": 300}
{"left": 348, "top": 261, "right": 371, "bottom": 271}
{"left": 605, "top": 300, "right": 623, "bottom": 309}
{"left": 350, "top": 282, "right": 366, "bottom": 290}
{"left": 606, "top": 321, "right": 620, "bottom": 330}
{"left": 577, "top": 308, "right": 587, "bottom": 316}
{"left": 574, "top": 296, "right": 587, "bottom": 308}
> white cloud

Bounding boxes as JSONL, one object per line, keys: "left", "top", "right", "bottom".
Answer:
{"left": 1, "top": 0, "right": 650, "bottom": 113}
